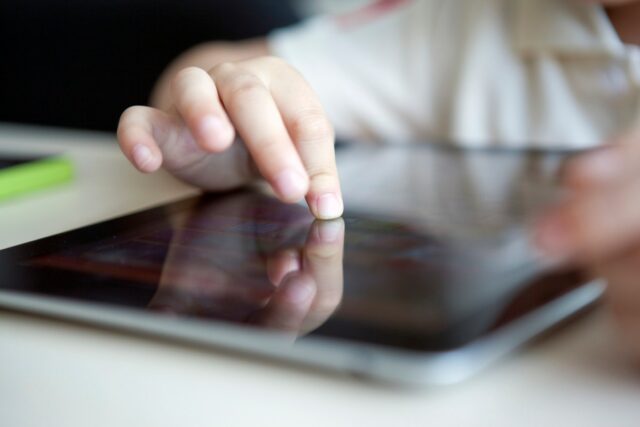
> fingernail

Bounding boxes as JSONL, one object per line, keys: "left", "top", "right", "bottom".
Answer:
{"left": 316, "top": 193, "right": 343, "bottom": 220}
{"left": 577, "top": 151, "right": 620, "bottom": 182}
{"left": 535, "top": 214, "right": 574, "bottom": 260}
{"left": 275, "top": 169, "right": 308, "bottom": 202}
{"left": 316, "top": 220, "right": 344, "bottom": 243}
{"left": 132, "top": 144, "right": 154, "bottom": 171}
{"left": 199, "top": 115, "right": 233, "bottom": 150}
{"left": 283, "top": 279, "right": 315, "bottom": 304}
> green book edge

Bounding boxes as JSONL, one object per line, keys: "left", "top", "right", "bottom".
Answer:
{"left": 0, "top": 157, "right": 75, "bottom": 202}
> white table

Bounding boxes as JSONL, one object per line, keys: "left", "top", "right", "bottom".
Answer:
{"left": 1, "top": 124, "right": 639, "bottom": 427}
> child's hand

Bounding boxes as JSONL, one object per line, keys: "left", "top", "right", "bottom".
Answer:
{"left": 117, "top": 57, "right": 343, "bottom": 220}
{"left": 534, "top": 127, "right": 640, "bottom": 361}
{"left": 535, "top": 127, "right": 640, "bottom": 262}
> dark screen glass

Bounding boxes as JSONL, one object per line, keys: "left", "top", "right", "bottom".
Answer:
{"left": 0, "top": 145, "right": 587, "bottom": 352}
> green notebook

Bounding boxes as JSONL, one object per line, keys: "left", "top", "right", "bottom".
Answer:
{"left": 0, "top": 155, "right": 75, "bottom": 202}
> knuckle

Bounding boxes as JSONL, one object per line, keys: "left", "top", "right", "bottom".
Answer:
{"left": 224, "top": 74, "right": 266, "bottom": 100}
{"left": 307, "top": 167, "right": 338, "bottom": 184}
{"left": 256, "top": 55, "right": 287, "bottom": 70}
{"left": 290, "top": 110, "right": 334, "bottom": 145}
{"left": 119, "top": 105, "right": 143, "bottom": 123}
{"left": 306, "top": 243, "right": 341, "bottom": 260}
{"left": 307, "top": 169, "right": 339, "bottom": 193}
{"left": 171, "top": 67, "right": 208, "bottom": 100}
{"left": 173, "top": 66, "right": 204, "bottom": 86}
{"left": 240, "top": 56, "right": 292, "bottom": 85}
{"left": 210, "top": 61, "right": 236, "bottom": 77}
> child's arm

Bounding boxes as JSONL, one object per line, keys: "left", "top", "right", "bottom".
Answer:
{"left": 117, "top": 43, "right": 343, "bottom": 220}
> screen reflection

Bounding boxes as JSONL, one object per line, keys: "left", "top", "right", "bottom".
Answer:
{"left": 147, "top": 192, "right": 344, "bottom": 338}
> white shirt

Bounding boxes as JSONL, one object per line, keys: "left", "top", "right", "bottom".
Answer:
{"left": 269, "top": 0, "right": 640, "bottom": 148}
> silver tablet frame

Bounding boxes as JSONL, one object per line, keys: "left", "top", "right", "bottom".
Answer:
{"left": 0, "top": 279, "right": 604, "bottom": 386}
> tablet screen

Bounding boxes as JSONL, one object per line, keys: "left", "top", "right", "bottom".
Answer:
{"left": 0, "top": 145, "right": 588, "bottom": 352}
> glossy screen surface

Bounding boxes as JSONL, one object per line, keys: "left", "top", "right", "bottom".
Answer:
{"left": 0, "top": 145, "right": 586, "bottom": 351}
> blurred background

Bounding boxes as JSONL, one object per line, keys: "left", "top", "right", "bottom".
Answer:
{"left": 0, "top": 0, "right": 369, "bottom": 132}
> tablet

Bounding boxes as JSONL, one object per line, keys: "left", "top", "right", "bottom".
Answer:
{"left": 0, "top": 144, "right": 604, "bottom": 386}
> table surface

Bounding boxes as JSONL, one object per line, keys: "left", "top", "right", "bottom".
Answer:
{"left": 1, "top": 124, "right": 639, "bottom": 427}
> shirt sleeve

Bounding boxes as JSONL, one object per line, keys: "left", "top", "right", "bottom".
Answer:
{"left": 268, "top": 0, "right": 445, "bottom": 142}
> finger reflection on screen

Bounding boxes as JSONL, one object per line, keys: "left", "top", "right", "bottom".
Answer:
{"left": 147, "top": 192, "right": 345, "bottom": 340}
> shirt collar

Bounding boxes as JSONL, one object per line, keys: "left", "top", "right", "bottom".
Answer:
{"left": 513, "top": 0, "right": 627, "bottom": 58}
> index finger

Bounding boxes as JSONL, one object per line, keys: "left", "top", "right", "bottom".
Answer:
{"left": 211, "top": 62, "right": 310, "bottom": 204}
{"left": 265, "top": 59, "right": 344, "bottom": 220}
